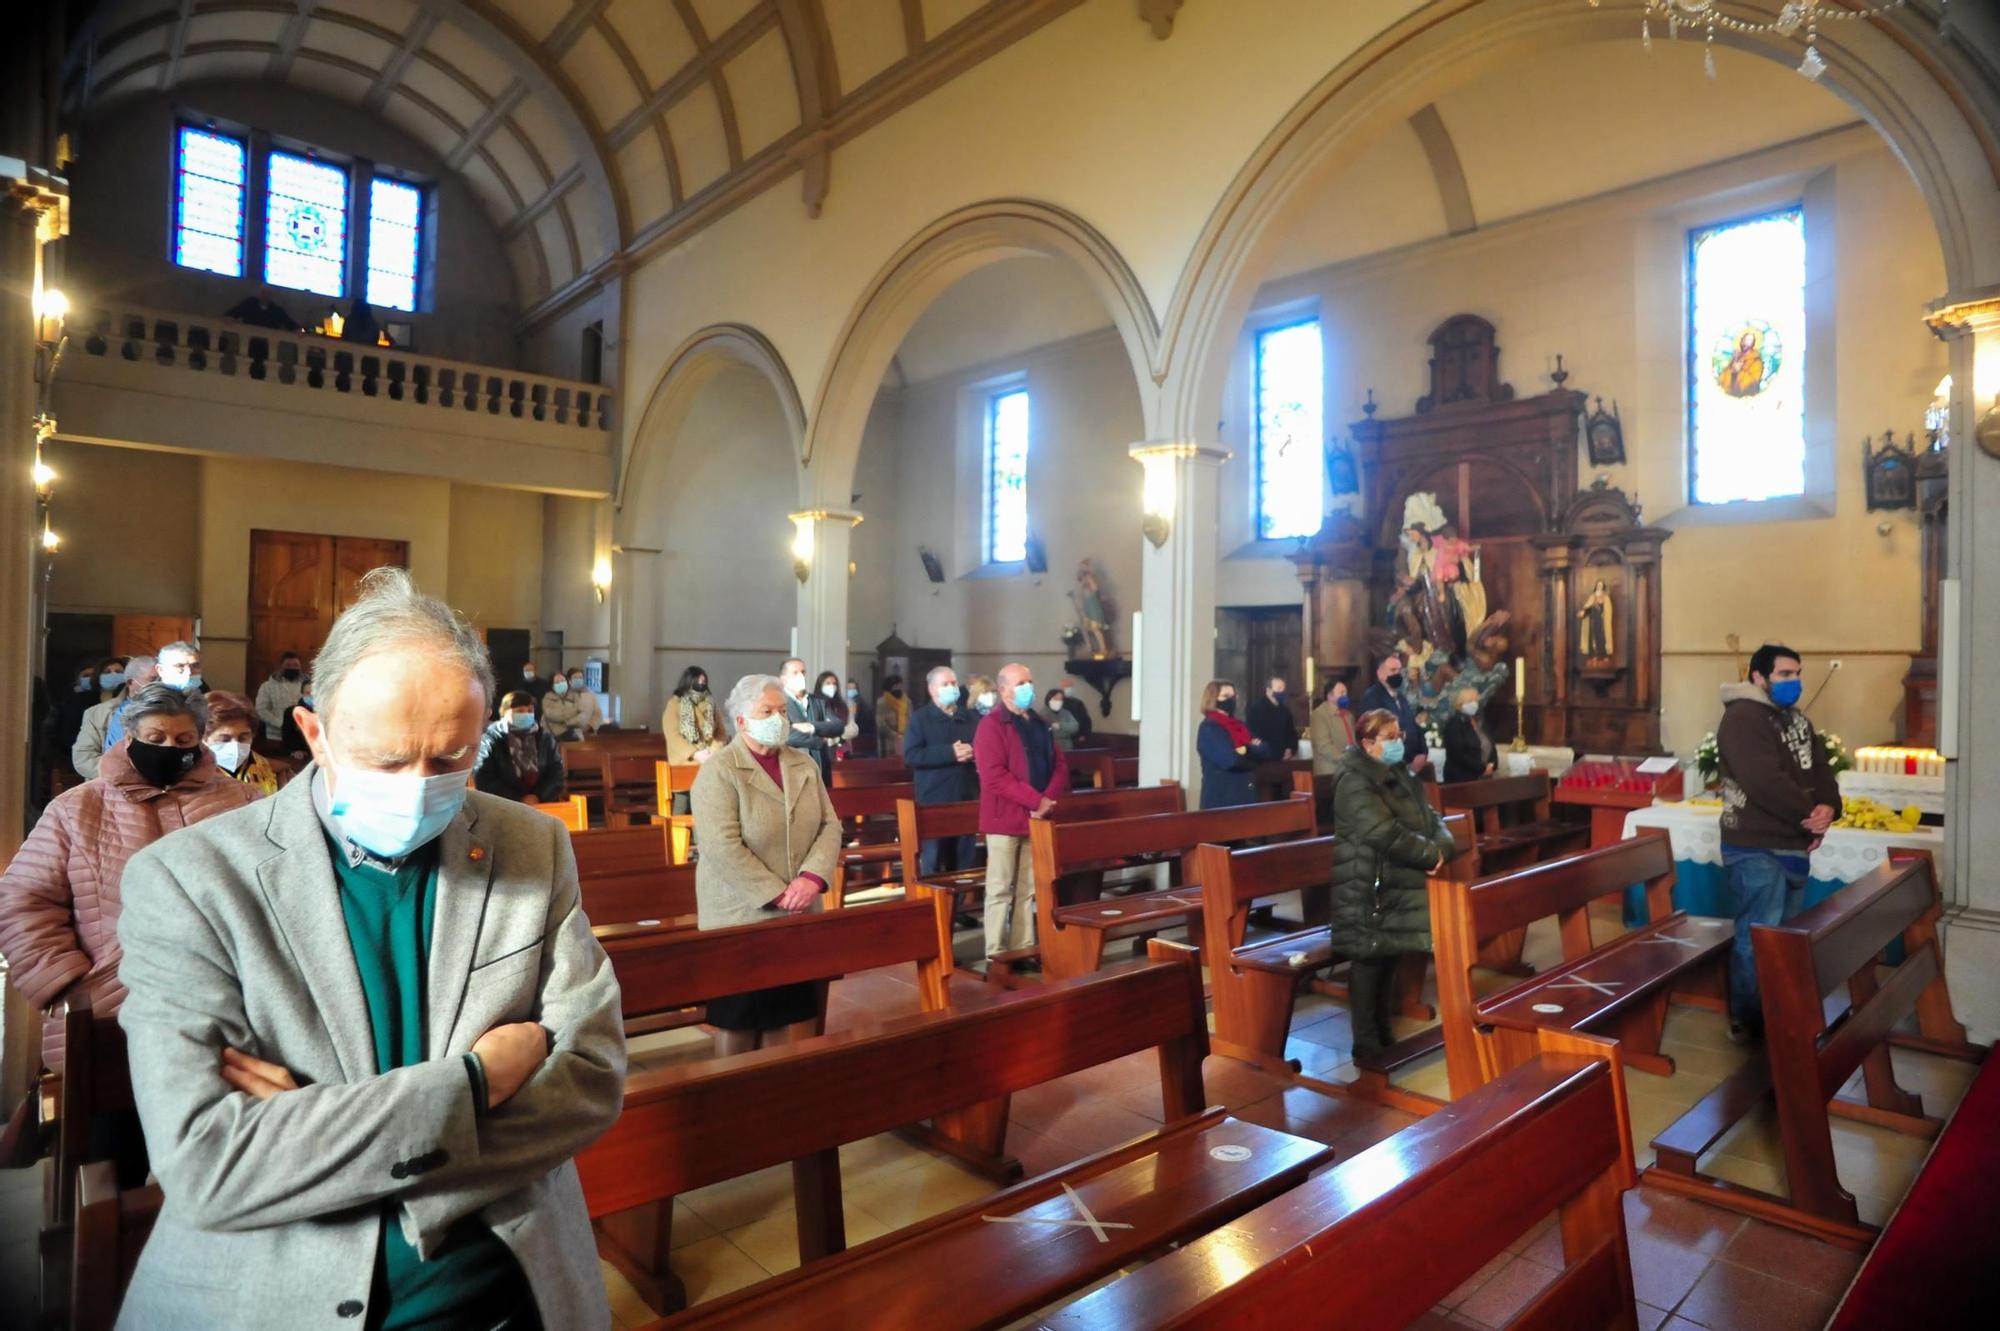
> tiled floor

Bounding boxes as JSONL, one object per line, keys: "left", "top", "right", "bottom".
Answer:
{"left": 2, "top": 900, "right": 1973, "bottom": 1331}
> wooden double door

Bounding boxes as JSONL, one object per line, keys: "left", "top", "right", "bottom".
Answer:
{"left": 248, "top": 530, "right": 410, "bottom": 689}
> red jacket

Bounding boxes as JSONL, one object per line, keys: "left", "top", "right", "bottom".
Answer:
{"left": 974, "top": 706, "right": 1071, "bottom": 837}
{"left": 0, "top": 740, "right": 256, "bottom": 1071}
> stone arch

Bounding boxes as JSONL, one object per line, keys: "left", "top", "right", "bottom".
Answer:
{"left": 1154, "top": 0, "right": 2000, "bottom": 446}
{"left": 800, "top": 199, "right": 1163, "bottom": 509}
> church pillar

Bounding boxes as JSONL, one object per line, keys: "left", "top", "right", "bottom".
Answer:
{"left": 610, "top": 543, "right": 661, "bottom": 728}
{"left": 791, "top": 509, "right": 863, "bottom": 681}
{"left": 1, "top": 163, "right": 65, "bottom": 1116}
{"left": 1931, "top": 291, "right": 2000, "bottom": 1042}
{"left": 1131, "top": 443, "right": 1228, "bottom": 799}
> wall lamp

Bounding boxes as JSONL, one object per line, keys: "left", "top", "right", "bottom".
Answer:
{"left": 788, "top": 509, "right": 863, "bottom": 583}
{"left": 591, "top": 555, "right": 612, "bottom": 603}
{"left": 1129, "top": 443, "right": 1228, "bottom": 549}
{"left": 32, "top": 286, "right": 67, "bottom": 345}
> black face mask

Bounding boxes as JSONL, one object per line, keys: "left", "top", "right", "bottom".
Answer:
{"left": 281, "top": 668, "right": 301, "bottom": 681}
{"left": 889, "top": 687, "right": 903, "bottom": 698}
{"left": 1385, "top": 673, "right": 1405, "bottom": 692}
{"left": 1215, "top": 696, "right": 1237, "bottom": 716}
{"left": 128, "top": 738, "right": 199, "bottom": 788}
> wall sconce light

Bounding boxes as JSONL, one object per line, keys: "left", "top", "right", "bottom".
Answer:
{"left": 790, "top": 513, "right": 815, "bottom": 583}
{"left": 590, "top": 555, "right": 612, "bottom": 603}
{"left": 31, "top": 454, "right": 55, "bottom": 495}
{"left": 32, "top": 286, "right": 67, "bottom": 344}
{"left": 1136, "top": 450, "right": 1178, "bottom": 548}
{"left": 40, "top": 514, "right": 60, "bottom": 554}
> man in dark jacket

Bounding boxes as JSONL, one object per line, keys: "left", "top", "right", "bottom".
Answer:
{"left": 781, "top": 657, "right": 843, "bottom": 785}
{"left": 903, "top": 665, "right": 981, "bottom": 874}
{"left": 1244, "top": 675, "right": 1299, "bottom": 759}
{"left": 1358, "top": 652, "right": 1429, "bottom": 778}
{"left": 1715, "top": 643, "right": 1841, "bottom": 1041}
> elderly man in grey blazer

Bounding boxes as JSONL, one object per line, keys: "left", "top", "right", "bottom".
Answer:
{"left": 114, "top": 568, "right": 626, "bottom": 1331}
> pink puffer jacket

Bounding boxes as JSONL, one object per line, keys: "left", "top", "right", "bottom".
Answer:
{"left": 0, "top": 740, "right": 257, "bottom": 1071}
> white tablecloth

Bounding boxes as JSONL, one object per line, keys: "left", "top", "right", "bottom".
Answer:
{"left": 1837, "top": 770, "right": 1948, "bottom": 817}
{"left": 1622, "top": 802, "right": 1946, "bottom": 885}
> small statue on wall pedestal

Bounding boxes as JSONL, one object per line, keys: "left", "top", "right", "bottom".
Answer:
{"left": 1577, "top": 578, "right": 1616, "bottom": 666}
{"left": 1068, "top": 559, "right": 1114, "bottom": 658}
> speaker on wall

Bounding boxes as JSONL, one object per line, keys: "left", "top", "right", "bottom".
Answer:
{"left": 1024, "top": 535, "right": 1048, "bottom": 575}
{"left": 918, "top": 546, "right": 946, "bottom": 583}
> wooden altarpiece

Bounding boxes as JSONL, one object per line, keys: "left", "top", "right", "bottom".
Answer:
{"left": 1294, "top": 314, "right": 1670, "bottom": 750}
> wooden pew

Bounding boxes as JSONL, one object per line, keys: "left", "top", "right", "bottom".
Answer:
{"left": 594, "top": 945, "right": 1334, "bottom": 1331}
{"left": 594, "top": 899, "right": 953, "bottom": 1310}
{"left": 1429, "top": 773, "right": 1588, "bottom": 871}
{"left": 1194, "top": 814, "right": 1476, "bottom": 1103}
{"left": 1252, "top": 756, "right": 1312, "bottom": 802}
{"left": 1646, "top": 852, "right": 1986, "bottom": 1245}
{"left": 601, "top": 750, "right": 664, "bottom": 825}
{"left": 827, "top": 781, "right": 915, "bottom": 908}
{"left": 653, "top": 760, "right": 701, "bottom": 861}
{"left": 1430, "top": 831, "right": 1727, "bottom": 1107}
{"left": 895, "top": 783, "right": 1187, "bottom": 973}
{"left": 1028, "top": 796, "right": 1317, "bottom": 981}
{"left": 829, "top": 757, "right": 910, "bottom": 788}
{"left": 523, "top": 794, "right": 589, "bottom": 831}
{"left": 1040, "top": 1047, "right": 1637, "bottom": 1331}
{"left": 69, "top": 1160, "right": 160, "bottom": 1331}
{"left": 571, "top": 822, "right": 672, "bottom": 880}
{"left": 579, "top": 861, "right": 699, "bottom": 942}
{"left": 1067, "top": 748, "right": 1116, "bottom": 791}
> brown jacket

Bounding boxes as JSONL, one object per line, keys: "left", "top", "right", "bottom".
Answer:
{"left": 0, "top": 740, "right": 256, "bottom": 1070}
{"left": 1716, "top": 681, "right": 1841, "bottom": 853}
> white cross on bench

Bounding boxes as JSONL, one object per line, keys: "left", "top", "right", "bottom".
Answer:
{"left": 1547, "top": 975, "right": 1625, "bottom": 997}
{"left": 1641, "top": 934, "right": 1702, "bottom": 949}
{"left": 981, "top": 1181, "right": 1135, "bottom": 1243}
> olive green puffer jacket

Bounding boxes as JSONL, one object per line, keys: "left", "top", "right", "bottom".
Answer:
{"left": 1329, "top": 745, "right": 1455, "bottom": 959}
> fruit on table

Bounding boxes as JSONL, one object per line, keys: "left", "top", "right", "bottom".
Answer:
{"left": 1833, "top": 796, "right": 1920, "bottom": 834}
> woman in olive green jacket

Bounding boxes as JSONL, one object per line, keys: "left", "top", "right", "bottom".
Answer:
{"left": 1330, "top": 707, "right": 1455, "bottom": 1059}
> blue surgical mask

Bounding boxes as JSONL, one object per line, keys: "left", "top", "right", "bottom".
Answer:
{"left": 1377, "top": 738, "right": 1407, "bottom": 766}
{"left": 173, "top": 674, "right": 204, "bottom": 692}
{"left": 300, "top": 695, "right": 314, "bottom": 709}
{"left": 744, "top": 711, "right": 788, "bottom": 747}
{"left": 937, "top": 684, "right": 961, "bottom": 707}
{"left": 1769, "top": 678, "right": 1803, "bottom": 708}
{"left": 845, "top": 687, "right": 859, "bottom": 701}
{"left": 1011, "top": 682, "right": 1036, "bottom": 710}
{"left": 552, "top": 679, "right": 569, "bottom": 695}
{"left": 506, "top": 711, "right": 536, "bottom": 731}
{"left": 99, "top": 671, "right": 125, "bottom": 691}
{"left": 328, "top": 764, "right": 469, "bottom": 860}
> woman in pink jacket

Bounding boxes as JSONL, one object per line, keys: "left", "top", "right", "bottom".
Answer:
{"left": 0, "top": 681, "right": 254, "bottom": 1178}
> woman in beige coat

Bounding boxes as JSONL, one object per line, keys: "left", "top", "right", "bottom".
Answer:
{"left": 688, "top": 673, "right": 842, "bottom": 1054}
{"left": 663, "top": 664, "right": 725, "bottom": 766}
{"left": 1309, "top": 677, "right": 1352, "bottom": 776}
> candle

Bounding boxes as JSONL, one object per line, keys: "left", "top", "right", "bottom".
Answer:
{"left": 1516, "top": 655, "right": 1526, "bottom": 698}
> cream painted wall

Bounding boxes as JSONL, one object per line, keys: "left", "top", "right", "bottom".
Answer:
{"left": 872, "top": 327, "right": 1146, "bottom": 732}
{"left": 1218, "top": 129, "right": 1944, "bottom": 756}
{"left": 447, "top": 484, "right": 546, "bottom": 635}
{"left": 43, "top": 441, "right": 200, "bottom": 616}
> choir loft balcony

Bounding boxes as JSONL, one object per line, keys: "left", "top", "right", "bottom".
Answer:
{"left": 51, "top": 305, "right": 615, "bottom": 496}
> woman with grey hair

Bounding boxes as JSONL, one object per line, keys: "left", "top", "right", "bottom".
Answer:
{"left": 688, "top": 673, "right": 843, "bottom": 1054}
{"left": 0, "top": 682, "right": 254, "bottom": 1177}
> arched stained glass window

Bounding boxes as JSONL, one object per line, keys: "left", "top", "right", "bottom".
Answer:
{"left": 264, "top": 150, "right": 349, "bottom": 298}
{"left": 366, "top": 177, "right": 423, "bottom": 313}
{"left": 1688, "top": 207, "right": 1806, "bottom": 505}
{"left": 174, "top": 127, "right": 247, "bottom": 278}
{"left": 1255, "top": 318, "right": 1324, "bottom": 540}
{"left": 985, "top": 387, "right": 1031, "bottom": 565}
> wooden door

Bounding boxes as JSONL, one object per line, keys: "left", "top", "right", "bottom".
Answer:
{"left": 248, "top": 531, "right": 409, "bottom": 689}
{"left": 112, "top": 614, "right": 196, "bottom": 659}
{"left": 1216, "top": 606, "right": 1303, "bottom": 704}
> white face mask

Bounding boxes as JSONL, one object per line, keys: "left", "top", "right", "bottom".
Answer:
{"left": 206, "top": 738, "right": 247, "bottom": 773}
{"left": 1459, "top": 702, "right": 1479, "bottom": 717}
{"left": 744, "top": 710, "right": 788, "bottom": 747}
{"left": 820, "top": 682, "right": 837, "bottom": 698}
{"left": 782, "top": 673, "right": 806, "bottom": 697}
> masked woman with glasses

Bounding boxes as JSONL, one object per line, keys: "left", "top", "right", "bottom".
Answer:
{"left": 0, "top": 682, "right": 254, "bottom": 1178}
{"left": 474, "top": 689, "right": 566, "bottom": 802}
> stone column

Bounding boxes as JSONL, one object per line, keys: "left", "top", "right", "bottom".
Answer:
{"left": 609, "top": 543, "right": 661, "bottom": 728}
{"left": 1, "top": 163, "right": 65, "bottom": 1116}
{"left": 791, "top": 509, "right": 863, "bottom": 681}
{"left": 1929, "top": 290, "right": 2000, "bottom": 1042}
{"left": 1131, "top": 443, "right": 1229, "bottom": 799}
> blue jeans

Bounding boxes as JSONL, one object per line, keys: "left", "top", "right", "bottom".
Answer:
{"left": 1722, "top": 845, "right": 1810, "bottom": 1027}
{"left": 919, "top": 834, "right": 977, "bottom": 877}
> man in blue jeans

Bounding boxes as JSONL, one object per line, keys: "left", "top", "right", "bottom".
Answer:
{"left": 1715, "top": 643, "right": 1842, "bottom": 1042}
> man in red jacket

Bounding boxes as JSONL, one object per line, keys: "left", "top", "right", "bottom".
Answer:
{"left": 973, "top": 662, "right": 1070, "bottom": 966}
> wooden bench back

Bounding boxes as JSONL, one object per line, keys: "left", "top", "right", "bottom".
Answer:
{"left": 1191, "top": 813, "right": 1473, "bottom": 926}
{"left": 578, "top": 945, "right": 1208, "bottom": 1217}
{"left": 1067, "top": 749, "right": 1116, "bottom": 790}
{"left": 1072, "top": 732, "right": 1140, "bottom": 756}
{"left": 52, "top": 997, "right": 134, "bottom": 1226}
{"left": 893, "top": 782, "right": 1185, "bottom": 878}
{"left": 653, "top": 761, "right": 701, "bottom": 814}
{"left": 571, "top": 823, "right": 672, "bottom": 879}
{"left": 830, "top": 782, "right": 916, "bottom": 823}
{"left": 829, "top": 758, "right": 911, "bottom": 788}
{"left": 603, "top": 899, "right": 944, "bottom": 1019}
{"left": 1777, "top": 852, "right": 1938, "bottom": 1001}
{"left": 523, "top": 795, "right": 590, "bottom": 831}
{"left": 1040, "top": 1052, "right": 1634, "bottom": 1330}
{"left": 1029, "top": 795, "right": 1315, "bottom": 885}
{"left": 578, "top": 863, "right": 698, "bottom": 930}
{"left": 1430, "top": 772, "right": 1555, "bottom": 813}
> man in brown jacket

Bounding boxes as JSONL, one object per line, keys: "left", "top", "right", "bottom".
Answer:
{"left": 1715, "top": 642, "right": 1841, "bottom": 1041}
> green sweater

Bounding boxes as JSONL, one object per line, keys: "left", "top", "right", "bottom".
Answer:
{"left": 328, "top": 839, "right": 532, "bottom": 1330}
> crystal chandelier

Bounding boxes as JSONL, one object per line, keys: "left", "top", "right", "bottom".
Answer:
{"left": 1590, "top": 1, "right": 1948, "bottom": 83}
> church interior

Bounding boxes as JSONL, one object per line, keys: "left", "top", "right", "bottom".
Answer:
{"left": 5, "top": 1, "right": 2000, "bottom": 1328}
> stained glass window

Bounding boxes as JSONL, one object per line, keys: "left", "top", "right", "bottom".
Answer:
{"left": 1254, "top": 318, "right": 1324, "bottom": 540}
{"left": 366, "top": 177, "right": 423, "bottom": 312}
{"left": 1688, "top": 207, "right": 1806, "bottom": 504}
{"left": 174, "top": 127, "right": 247, "bottom": 277}
{"left": 264, "top": 150, "right": 349, "bottom": 298}
{"left": 986, "top": 387, "right": 1030, "bottom": 564}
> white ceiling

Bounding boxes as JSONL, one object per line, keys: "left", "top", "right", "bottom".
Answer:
{"left": 892, "top": 255, "right": 1121, "bottom": 386}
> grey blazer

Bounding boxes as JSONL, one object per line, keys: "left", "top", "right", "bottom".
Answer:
{"left": 689, "top": 738, "right": 842, "bottom": 929}
{"left": 114, "top": 766, "right": 627, "bottom": 1331}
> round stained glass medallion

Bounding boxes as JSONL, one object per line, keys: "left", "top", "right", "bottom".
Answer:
{"left": 1711, "top": 320, "right": 1783, "bottom": 399}
{"left": 286, "top": 203, "right": 329, "bottom": 253}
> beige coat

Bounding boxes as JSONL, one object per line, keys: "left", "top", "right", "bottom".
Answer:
{"left": 1310, "top": 701, "right": 1352, "bottom": 776}
{"left": 689, "top": 738, "right": 841, "bottom": 929}
{"left": 663, "top": 692, "right": 725, "bottom": 763}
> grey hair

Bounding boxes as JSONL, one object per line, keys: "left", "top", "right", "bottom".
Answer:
{"left": 123, "top": 681, "right": 207, "bottom": 733}
{"left": 925, "top": 664, "right": 956, "bottom": 692}
{"left": 123, "top": 655, "right": 157, "bottom": 678}
{"left": 311, "top": 567, "right": 495, "bottom": 722}
{"left": 726, "top": 673, "right": 784, "bottom": 726}
{"left": 157, "top": 640, "right": 201, "bottom": 661}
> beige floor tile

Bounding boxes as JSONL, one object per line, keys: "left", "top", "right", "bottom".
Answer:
{"left": 845, "top": 1156, "right": 997, "bottom": 1229}
{"left": 1703, "top": 1151, "right": 1786, "bottom": 1198}
{"left": 674, "top": 1234, "right": 776, "bottom": 1307}
{"left": 601, "top": 1259, "right": 658, "bottom": 1329}
{"left": 1391, "top": 1052, "right": 1453, "bottom": 1100}
{"left": 677, "top": 1162, "right": 798, "bottom": 1232}
{"left": 723, "top": 1201, "right": 894, "bottom": 1277}
{"left": 838, "top": 1131, "right": 934, "bottom": 1183}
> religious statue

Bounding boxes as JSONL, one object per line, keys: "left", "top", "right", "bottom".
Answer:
{"left": 1069, "top": 559, "right": 1113, "bottom": 658}
{"left": 1389, "top": 492, "right": 1487, "bottom": 661}
{"left": 1577, "top": 578, "right": 1616, "bottom": 665}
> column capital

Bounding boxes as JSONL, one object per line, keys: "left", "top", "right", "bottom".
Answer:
{"left": 788, "top": 507, "right": 864, "bottom": 527}
{"left": 1128, "top": 441, "right": 1231, "bottom": 466}
{"left": 1, "top": 162, "right": 69, "bottom": 239}
{"left": 1925, "top": 285, "right": 2000, "bottom": 339}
